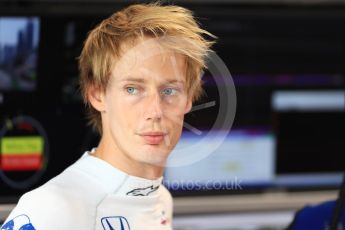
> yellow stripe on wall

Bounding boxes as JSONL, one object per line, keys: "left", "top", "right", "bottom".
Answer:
{"left": 1, "top": 136, "right": 44, "bottom": 155}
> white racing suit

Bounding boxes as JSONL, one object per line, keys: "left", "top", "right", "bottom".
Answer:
{"left": 1, "top": 150, "right": 173, "bottom": 230}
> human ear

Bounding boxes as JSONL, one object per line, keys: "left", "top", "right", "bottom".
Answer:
{"left": 87, "top": 85, "right": 106, "bottom": 112}
{"left": 184, "top": 98, "right": 192, "bottom": 114}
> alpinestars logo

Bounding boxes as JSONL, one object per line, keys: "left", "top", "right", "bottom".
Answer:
{"left": 126, "top": 185, "right": 159, "bottom": 196}
{"left": 101, "top": 216, "right": 130, "bottom": 230}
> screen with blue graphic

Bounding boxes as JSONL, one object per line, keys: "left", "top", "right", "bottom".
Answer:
{"left": 0, "top": 17, "right": 40, "bottom": 91}
{"left": 164, "top": 128, "right": 276, "bottom": 192}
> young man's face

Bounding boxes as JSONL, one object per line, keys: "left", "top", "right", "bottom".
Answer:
{"left": 94, "top": 38, "right": 192, "bottom": 169}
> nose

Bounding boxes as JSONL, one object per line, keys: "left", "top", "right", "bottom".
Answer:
{"left": 143, "top": 91, "right": 163, "bottom": 121}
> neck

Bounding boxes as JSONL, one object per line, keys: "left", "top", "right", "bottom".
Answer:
{"left": 94, "top": 137, "right": 164, "bottom": 180}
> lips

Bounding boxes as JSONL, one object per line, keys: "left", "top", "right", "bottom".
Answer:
{"left": 139, "top": 131, "right": 167, "bottom": 145}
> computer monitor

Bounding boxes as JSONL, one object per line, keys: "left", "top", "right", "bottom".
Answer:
{"left": 163, "top": 73, "right": 345, "bottom": 195}
{"left": 0, "top": 17, "right": 40, "bottom": 92}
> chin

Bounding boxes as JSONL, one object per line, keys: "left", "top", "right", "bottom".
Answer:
{"left": 137, "top": 156, "right": 167, "bottom": 167}
{"left": 140, "top": 148, "right": 170, "bottom": 166}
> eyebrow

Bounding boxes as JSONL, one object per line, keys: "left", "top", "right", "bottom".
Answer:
{"left": 119, "top": 77, "right": 185, "bottom": 85}
{"left": 119, "top": 78, "right": 145, "bottom": 83}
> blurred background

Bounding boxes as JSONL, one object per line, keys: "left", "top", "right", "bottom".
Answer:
{"left": 0, "top": 0, "right": 344, "bottom": 229}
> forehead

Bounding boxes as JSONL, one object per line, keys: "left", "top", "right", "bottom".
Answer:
{"left": 112, "top": 37, "right": 187, "bottom": 82}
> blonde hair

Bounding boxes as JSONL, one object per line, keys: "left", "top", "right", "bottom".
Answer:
{"left": 79, "top": 2, "right": 216, "bottom": 133}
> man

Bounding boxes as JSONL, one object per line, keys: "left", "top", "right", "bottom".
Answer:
{"left": 286, "top": 173, "right": 345, "bottom": 230}
{"left": 1, "top": 2, "right": 216, "bottom": 230}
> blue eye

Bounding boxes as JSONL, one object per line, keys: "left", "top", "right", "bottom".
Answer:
{"left": 162, "top": 88, "right": 177, "bottom": 95}
{"left": 126, "top": 87, "right": 138, "bottom": 95}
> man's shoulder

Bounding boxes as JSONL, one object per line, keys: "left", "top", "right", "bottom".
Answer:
{"left": 1, "top": 157, "right": 108, "bottom": 230}
{"left": 18, "top": 184, "right": 76, "bottom": 214}
{"left": 18, "top": 157, "right": 109, "bottom": 207}
{"left": 2, "top": 185, "right": 82, "bottom": 229}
